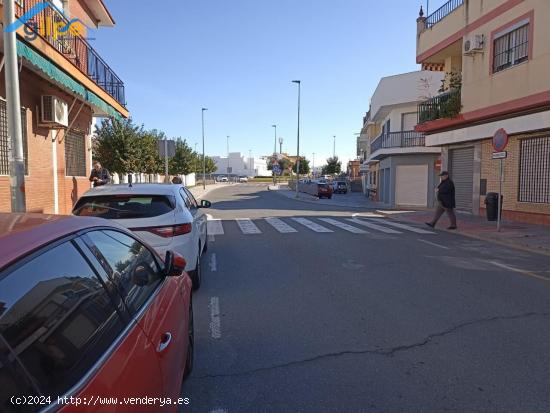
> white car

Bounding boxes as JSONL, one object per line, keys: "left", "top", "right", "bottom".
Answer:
{"left": 219, "top": 176, "right": 229, "bottom": 182}
{"left": 239, "top": 176, "right": 248, "bottom": 183}
{"left": 73, "top": 183, "right": 210, "bottom": 290}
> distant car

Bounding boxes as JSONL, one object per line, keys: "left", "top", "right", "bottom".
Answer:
{"left": 317, "top": 183, "right": 333, "bottom": 199}
{"left": 219, "top": 176, "right": 229, "bottom": 182}
{"left": 0, "top": 213, "right": 193, "bottom": 412}
{"left": 73, "top": 184, "right": 210, "bottom": 290}
{"left": 239, "top": 176, "right": 248, "bottom": 183}
{"left": 333, "top": 181, "right": 348, "bottom": 194}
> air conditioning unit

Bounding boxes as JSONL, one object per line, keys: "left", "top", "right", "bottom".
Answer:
{"left": 464, "top": 34, "right": 485, "bottom": 54}
{"left": 41, "top": 95, "right": 69, "bottom": 127}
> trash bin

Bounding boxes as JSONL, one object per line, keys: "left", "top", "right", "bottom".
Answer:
{"left": 485, "top": 192, "right": 503, "bottom": 221}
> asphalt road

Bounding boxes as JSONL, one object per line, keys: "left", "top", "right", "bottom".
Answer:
{"left": 182, "top": 184, "right": 550, "bottom": 413}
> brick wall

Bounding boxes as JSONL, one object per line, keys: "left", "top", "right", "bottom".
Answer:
{"left": 0, "top": 65, "right": 93, "bottom": 214}
{"left": 480, "top": 133, "right": 550, "bottom": 224}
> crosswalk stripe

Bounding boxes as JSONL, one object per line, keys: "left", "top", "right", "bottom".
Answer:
{"left": 347, "top": 218, "right": 402, "bottom": 234}
{"left": 265, "top": 218, "right": 297, "bottom": 233}
{"left": 318, "top": 218, "right": 367, "bottom": 234}
{"left": 366, "top": 219, "right": 436, "bottom": 234}
{"left": 207, "top": 219, "right": 224, "bottom": 235}
{"left": 236, "top": 218, "right": 262, "bottom": 234}
{"left": 291, "top": 217, "right": 333, "bottom": 233}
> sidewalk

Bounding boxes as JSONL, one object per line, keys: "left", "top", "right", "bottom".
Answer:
{"left": 188, "top": 183, "right": 234, "bottom": 200}
{"left": 384, "top": 209, "right": 550, "bottom": 256}
{"left": 276, "top": 187, "right": 385, "bottom": 209}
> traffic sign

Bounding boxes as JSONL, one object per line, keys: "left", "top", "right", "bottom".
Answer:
{"left": 492, "top": 151, "right": 508, "bottom": 160}
{"left": 492, "top": 128, "right": 509, "bottom": 152}
{"left": 272, "top": 165, "right": 282, "bottom": 175}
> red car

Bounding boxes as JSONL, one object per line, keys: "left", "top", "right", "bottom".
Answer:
{"left": 0, "top": 213, "right": 193, "bottom": 412}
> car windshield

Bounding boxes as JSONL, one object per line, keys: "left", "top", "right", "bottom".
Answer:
{"left": 73, "top": 195, "right": 175, "bottom": 219}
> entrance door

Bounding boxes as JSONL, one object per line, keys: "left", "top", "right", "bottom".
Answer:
{"left": 395, "top": 164, "right": 428, "bottom": 207}
{"left": 450, "top": 147, "right": 474, "bottom": 211}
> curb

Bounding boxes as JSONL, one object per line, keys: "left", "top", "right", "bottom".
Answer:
{"left": 273, "top": 189, "right": 378, "bottom": 210}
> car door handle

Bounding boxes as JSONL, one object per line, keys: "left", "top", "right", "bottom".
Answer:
{"left": 157, "top": 332, "right": 172, "bottom": 353}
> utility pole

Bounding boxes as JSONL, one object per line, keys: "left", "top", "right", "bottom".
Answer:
{"left": 272, "top": 124, "right": 277, "bottom": 154}
{"left": 333, "top": 135, "right": 336, "bottom": 158}
{"left": 4, "top": 0, "right": 26, "bottom": 212}
{"left": 201, "top": 108, "right": 208, "bottom": 189}
{"left": 292, "top": 80, "right": 301, "bottom": 198}
{"left": 226, "top": 136, "right": 230, "bottom": 181}
{"left": 249, "top": 149, "right": 252, "bottom": 174}
{"left": 279, "top": 137, "right": 283, "bottom": 154}
{"left": 312, "top": 152, "right": 315, "bottom": 177}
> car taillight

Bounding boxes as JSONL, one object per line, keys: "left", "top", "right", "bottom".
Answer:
{"left": 132, "top": 223, "right": 192, "bottom": 238}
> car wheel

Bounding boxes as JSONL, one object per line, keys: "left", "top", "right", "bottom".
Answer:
{"left": 190, "top": 249, "right": 202, "bottom": 291}
{"left": 183, "top": 299, "right": 194, "bottom": 380}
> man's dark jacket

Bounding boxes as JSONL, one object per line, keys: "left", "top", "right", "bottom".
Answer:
{"left": 89, "top": 168, "right": 111, "bottom": 187}
{"left": 437, "top": 179, "right": 456, "bottom": 209}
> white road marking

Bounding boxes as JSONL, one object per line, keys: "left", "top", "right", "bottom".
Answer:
{"left": 236, "top": 218, "right": 262, "bottom": 234}
{"left": 347, "top": 218, "right": 402, "bottom": 234}
{"left": 487, "top": 260, "right": 550, "bottom": 282}
{"left": 210, "top": 410, "right": 228, "bottom": 413}
{"left": 207, "top": 219, "right": 224, "bottom": 235}
{"left": 318, "top": 217, "right": 367, "bottom": 234}
{"left": 209, "top": 297, "right": 221, "bottom": 339}
{"left": 291, "top": 217, "right": 334, "bottom": 233}
{"left": 352, "top": 212, "right": 386, "bottom": 218}
{"left": 417, "top": 238, "right": 449, "bottom": 250}
{"left": 209, "top": 253, "right": 217, "bottom": 272}
{"left": 265, "top": 217, "right": 297, "bottom": 233}
{"left": 367, "top": 219, "right": 435, "bottom": 234}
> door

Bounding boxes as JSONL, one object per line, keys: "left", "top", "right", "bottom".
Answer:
{"left": 395, "top": 164, "right": 429, "bottom": 207}
{"left": 84, "top": 230, "right": 189, "bottom": 403}
{"left": 182, "top": 187, "right": 207, "bottom": 255}
{"left": 450, "top": 147, "right": 474, "bottom": 211}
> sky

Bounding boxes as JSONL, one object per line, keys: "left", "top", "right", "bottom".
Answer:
{"left": 93, "top": 0, "right": 448, "bottom": 168}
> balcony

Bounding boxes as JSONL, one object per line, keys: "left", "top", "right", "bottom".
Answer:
{"left": 15, "top": 1, "right": 125, "bottom": 107}
{"left": 425, "top": 0, "right": 464, "bottom": 29}
{"left": 418, "top": 89, "right": 462, "bottom": 124}
{"left": 370, "top": 131, "right": 426, "bottom": 154}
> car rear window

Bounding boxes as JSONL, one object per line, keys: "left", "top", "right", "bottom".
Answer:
{"left": 73, "top": 195, "right": 175, "bottom": 219}
{"left": 318, "top": 184, "right": 329, "bottom": 188}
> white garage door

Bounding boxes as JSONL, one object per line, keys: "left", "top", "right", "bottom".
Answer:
{"left": 395, "top": 164, "right": 428, "bottom": 207}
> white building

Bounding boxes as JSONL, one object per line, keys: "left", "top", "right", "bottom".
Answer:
{"left": 212, "top": 152, "right": 270, "bottom": 177}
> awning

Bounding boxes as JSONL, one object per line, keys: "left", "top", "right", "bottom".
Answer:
{"left": 16, "top": 40, "right": 123, "bottom": 121}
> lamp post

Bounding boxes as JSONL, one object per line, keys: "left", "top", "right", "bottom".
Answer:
{"left": 279, "top": 137, "right": 283, "bottom": 154}
{"left": 292, "top": 80, "right": 301, "bottom": 198}
{"left": 312, "top": 152, "right": 315, "bottom": 178}
{"left": 226, "top": 135, "right": 230, "bottom": 181}
{"left": 4, "top": 0, "right": 25, "bottom": 212}
{"left": 201, "top": 108, "right": 208, "bottom": 189}
{"left": 249, "top": 149, "right": 252, "bottom": 175}
{"left": 333, "top": 135, "right": 336, "bottom": 158}
{"left": 272, "top": 125, "right": 277, "bottom": 154}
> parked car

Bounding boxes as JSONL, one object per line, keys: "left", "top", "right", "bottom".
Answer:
{"left": 219, "top": 176, "right": 229, "bottom": 182}
{"left": 333, "top": 180, "right": 348, "bottom": 194}
{"left": 239, "top": 176, "right": 249, "bottom": 183}
{"left": 0, "top": 213, "right": 193, "bottom": 413}
{"left": 73, "top": 184, "right": 210, "bottom": 290}
{"left": 317, "top": 183, "right": 333, "bottom": 199}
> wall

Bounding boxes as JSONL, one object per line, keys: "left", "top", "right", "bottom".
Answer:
{"left": 0, "top": 66, "right": 93, "bottom": 214}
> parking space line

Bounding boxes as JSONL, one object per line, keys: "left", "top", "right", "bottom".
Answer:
{"left": 487, "top": 260, "right": 550, "bottom": 283}
{"left": 209, "top": 253, "right": 217, "bottom": 272}
{"left": 207, "top": 219, "right": 224, "bottom": 235}
{"left": 209, "top": 297, "right": 222, "bottom": 339}
{"left": 318, "top": 218, "right": 367, "bottom": 234}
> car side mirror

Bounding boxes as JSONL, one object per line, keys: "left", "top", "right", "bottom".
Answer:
{"left": 199, "top": 200, "right": 211, "bottom": 208}
{"left": 164, "top": 251, "right": 186, "bottom": 277}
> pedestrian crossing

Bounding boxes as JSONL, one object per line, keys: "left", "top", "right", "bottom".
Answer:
{"left": 207, "top": 216, "right": 436, "bottom": 237}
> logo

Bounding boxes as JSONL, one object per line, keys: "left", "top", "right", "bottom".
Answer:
{"left": 4, "top": 1, "right": 94, "bottom": 42}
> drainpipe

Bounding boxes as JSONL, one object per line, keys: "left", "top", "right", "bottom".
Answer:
{"left": 52, "top": 130, "right": 59, "bottom": 214}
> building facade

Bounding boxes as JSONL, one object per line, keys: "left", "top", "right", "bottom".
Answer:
{"left": 416, "top": 0, "right": 550, "bottom": 224}
{"left": 212, "top": 152, "right": 270, "bottom": 177}
{"left": 364, "top": 71, "right": 445, "bottom": 208}
{"left": 0, "top": 0, "right": 128, "bottom": 214}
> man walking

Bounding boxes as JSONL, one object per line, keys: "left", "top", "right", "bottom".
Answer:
{"left": 426, "top": 171, "right": 457, "bottom": 230}
{"left": 89, "top": 161, "right": 111, "bottom": 187}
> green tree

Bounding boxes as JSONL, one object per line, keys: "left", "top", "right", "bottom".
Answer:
{"left": 169, "top": 138, "right": 195, "bottom": 175}
{"left": 137, "top": 129, "right": 163, "bottom": 174}
{"left": 292, "top": 157, "right": 310, "bottom": 175}
{"left": 93, "top": 118, "right": 143, "bottom": 174}
{"left": 321, "top": 156, "right": 341, "bottom": 175}
{"left": 194, "top": 155, "right": 217, "bottom": 174}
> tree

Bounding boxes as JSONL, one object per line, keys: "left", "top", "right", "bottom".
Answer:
{"left": 169, "top": 138, "right": 195, "bottom": 175}
{"left": 194, "top": 155, "right": 217, "bottom": 174}
{"left": 137, "top": 129, "right": 163, "bottom": 174}
{"left": 292, "top": 157, "right": 310, "bottom": 175}
{"left": 321, "top": 156, "right": 341, "bottom": 175}
{"left": 93, "top": 118, "right": 143, "bottom": 174}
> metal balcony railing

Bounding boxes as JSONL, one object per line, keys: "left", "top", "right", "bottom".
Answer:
{"left": 15, "top": 0, "right": 126, "bottom": 107}
{"left": 418, "top": 89, "right": 461, "bottom": 124}
{"left": 426, "top": 0, "right": 464, "bottom": 29}
{"left": 370, "top": 131, "right": 426, "bottom": 154}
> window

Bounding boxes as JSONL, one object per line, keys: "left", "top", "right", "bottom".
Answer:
{"left": 0, "top": 100, "right": 28, "bottom": 176}
{"left": 0, "top": 242, "right": 126, "bottom": 400}
{"left": 493, "top": 23, "right": 529, "bottom": 73}
{"left": 179, "top": 188, "right": 193, "bottom": 209}
{"left": 73, "top": 195, "right": 175, "bottom": 219}
{"left": 84, "top": 231, "right": 162, "bottom": 316}
{"left": 519, "top": 137, "right": 550, "bottom": 204}
{"left": 182, "top": 187, "right": 198, "bottom": 209}
{"left": 64, "top": 130, "right": 87, "bottom": 177}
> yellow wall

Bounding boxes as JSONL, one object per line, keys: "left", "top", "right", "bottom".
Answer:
{"left": 417, "top": 4, "right": 465, "bottom": 58}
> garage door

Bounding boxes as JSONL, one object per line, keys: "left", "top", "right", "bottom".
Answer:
{"left": 450, "top": 147, "right": 474, "bottom": 211}
{"left": 395, "top": 164, "right": 428, "bottom": 207}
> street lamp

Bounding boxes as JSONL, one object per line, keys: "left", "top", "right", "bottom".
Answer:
{"left": 279, "top": 137, "right": 283, "bottom": 154}
{"left": 312, "top": 152, "right": 315, "bottom": 177}
{"left": 226, "top": 135, "right": 230, "bottom": 181}
{"left": 333, "top": 135, "right": 336, "bottom": 158}
{"left": 201, "top": 108, "right": 208, "bottom": 189}
{"left": 272, "top": 125, "right": 277, "bottom": 154}
{"left": 292, "top": 80, "right": 301, "bottom": 198}
{"left": 249, "top": 149, "right": 252, "bottom": 174}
